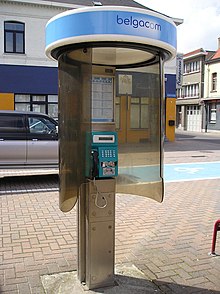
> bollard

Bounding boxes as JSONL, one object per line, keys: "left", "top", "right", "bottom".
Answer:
{"left": 210, "top": 219, "right": 220, "bottom": 256}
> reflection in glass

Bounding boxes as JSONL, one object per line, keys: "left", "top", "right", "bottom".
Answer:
{"left": 58, "top": 49, "right": 92, "bottom": 212}
{"left": 57, "top": 45, "right": 164, "bottom": 210}
{"left": 115, "top": 97, "right": 120, "bottom": 130}
{"left": 130, "top": 103, "right": 139, "bottom": 128}
{"left": 116, "top": 61, "right": 164, "bottom": 203}
{"left": 141, "top": 103, "right": 149, "bottom": 129}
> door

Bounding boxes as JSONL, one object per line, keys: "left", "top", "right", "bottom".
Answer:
{"left": 26, "top": 114, "right": 58, "bottom": 165}
{"left": 115, "top": 95, "right": 150, "bottom": 144}
{"left": 186, "top": 105, "right": 201, "bottom": 131}
{"left": 0, "top": 113, "right": 26, "bottom": 165}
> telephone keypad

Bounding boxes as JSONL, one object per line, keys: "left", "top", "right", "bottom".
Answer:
{"left": 101, "top": 148, "right": 116, "bottom": 159}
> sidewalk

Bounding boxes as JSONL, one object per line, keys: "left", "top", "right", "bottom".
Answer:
{"left": 0, "top": 130, "right": 220, "bottom": 293}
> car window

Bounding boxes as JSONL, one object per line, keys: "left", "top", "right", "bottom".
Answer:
{"left": 28, "top": 116, "right": 57, "bottom": 134}
{"left": 0, "top": 115, "right": 25, "bottom": 133}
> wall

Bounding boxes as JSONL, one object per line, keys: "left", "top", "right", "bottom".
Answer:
{"left": 0, "top": 93, "right": 14, "bottom": 110}
{"left": 0, "top": 0, "right": 178, "bottom": 136}
{"left": 0, "top": 65, "right": 58, "bottom": 94}
{"left": 0, "top": 0, "right": 64, "bottom": 110}
{"left": 204, "top": 63, "right": 220, "bottom": 99}
{"left": 0, "top": 1, "right": 66, "bottom": 67}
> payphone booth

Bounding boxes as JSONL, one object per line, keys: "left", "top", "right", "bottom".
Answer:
{"left": 45, "top": 6, "right": 176, "bottom": 290}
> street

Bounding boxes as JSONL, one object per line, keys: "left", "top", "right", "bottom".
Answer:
{"left": 0, "top": 130, "right": 220, "bottom": 293}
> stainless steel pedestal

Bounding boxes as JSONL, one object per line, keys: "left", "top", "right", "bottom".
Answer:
{"left": 78, "top": 179, "right": 115, "bottom": 290}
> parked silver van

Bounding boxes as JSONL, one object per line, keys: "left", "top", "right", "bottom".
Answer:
{"left": 0, "top": 111, "right": 58, "bottom": 168}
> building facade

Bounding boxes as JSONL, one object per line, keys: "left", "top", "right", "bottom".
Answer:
{"left": 0, "top": 0, "right": 181, "bottom": 141}
{"left": 0, "top": 0, "right": 81, "bottom": 119}
{"left": 176, "top": 48, "right": 215, "bottom": 132}
{"left": 203, "top": 41, "right": 220, "bottom": 132}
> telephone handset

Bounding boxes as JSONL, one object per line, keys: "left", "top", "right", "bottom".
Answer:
{"left": 91, "top": 150, "right": 99, "bottom": 178}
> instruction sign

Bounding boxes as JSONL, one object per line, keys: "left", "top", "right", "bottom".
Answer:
{"left": 92, "top": 77, "right": 114, "bottom": 122}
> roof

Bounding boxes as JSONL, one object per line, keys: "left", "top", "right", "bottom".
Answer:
{"left": 205, "top": 48, "right": 220, "bottom": 64}
{"left": 210, "top": 48, "right": 220, "bottom": 60}
{"left": 206, "top": 50, "right": 216, "bottom": 60}
{"left": 40, "top": 0, "right": 146, "bottom": 9}
{"left": 40, "top": 0, "right": 183, "bottom": 25}
{"left": 184, "top": 48, "right": 215, "bottom": 61}
{"left": 7, "top": 0, "right": 183, "bottom": 26}
{"left": 184, "top": 48, "right": 206, "bottom": 58}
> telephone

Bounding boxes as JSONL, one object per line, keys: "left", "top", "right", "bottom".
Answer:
{"left": 86, "top": 131, "right": 118, "bottom": 179}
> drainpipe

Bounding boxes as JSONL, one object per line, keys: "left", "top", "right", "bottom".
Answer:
{"left": 205, "top": 64, "right": 210, "bottom": 132}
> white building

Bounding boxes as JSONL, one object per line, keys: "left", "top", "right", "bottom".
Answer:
{"left": 0, "top": 0, "right": 84, "bottom": 117}
{"left": 0, "top": 0, "right": 182, "bottom": 142}
{"left": 203, "top": 39, "right": 220, "bottom": 132}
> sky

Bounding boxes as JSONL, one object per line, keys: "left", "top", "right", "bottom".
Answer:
{"left": 136, "top": 0, "right": 220, "bottom": 54}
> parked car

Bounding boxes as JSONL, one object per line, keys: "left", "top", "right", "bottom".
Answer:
{"left": 0, "top": 111, "right": 58, "bottom": 168}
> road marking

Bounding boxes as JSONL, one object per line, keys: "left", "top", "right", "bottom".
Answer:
{"left": 1, "top": 162, "right": 220, "bottom": 196}
{"left": 119, "top": 161, "right": 220, "bottom": 183}
{"left": 173, "top": 167, "right": 204, "bottom": 174}
{"left": 165, "top": 161, "right": 220, "bottom": 182}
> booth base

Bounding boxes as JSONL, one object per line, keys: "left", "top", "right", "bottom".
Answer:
{"left": 41, "top": 263, "right": 160, "bottom": 293}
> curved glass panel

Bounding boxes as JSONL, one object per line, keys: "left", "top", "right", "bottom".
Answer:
{"left": 58, "top": 49, "right": 92, "bottom": 212}
{"left": 58, "top": 45, "right": 164, "bottom": 212}
{"left": 116, "top": 61, "right": 164, "bottom": 202}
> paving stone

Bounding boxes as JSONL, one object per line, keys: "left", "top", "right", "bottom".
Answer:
{"left": 1, "top": 131, "right": 220, "bottom": 293}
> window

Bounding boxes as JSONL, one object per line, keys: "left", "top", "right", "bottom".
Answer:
{"left": 211, "top": 72, "right": 217, "bottom": 91}
{"left": 14, "top": 95, "right": 30, "bottom": 112}
{"left": 176, "top": 88, "right": 183, "bottom": 98}
{"left": 15, "top": 94, "right": 58, "bottom": 119}
{"left": 48, "top": 95, "right": 58, "bottom": 118}
{"left": 0, "top": 115, "right": 25, "bottom": 133}
{"left": 4, "top": 21, "right": 25, "bottom": 54}
{"left": 209, "top": 103, "right": 216, "bottom": 123}
{"left": 184, "top": 61, "right": 200, "bottom": 73}
{"left": 182, "top": 84, "right": 199, "bottom": 98}
{"left": 115, "top": 97, "right": 120, "bottom": 129}
{"left": 32, "top": 95, "right": 46, "bottom": 114}
{"left": 130, "top": 97, "right": 149, "bottom": 129}
{"left": 28, "top": 116, "right": 57, "bottom": 134}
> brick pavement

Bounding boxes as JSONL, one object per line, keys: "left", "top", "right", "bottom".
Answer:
{"left": 0, "top": 130, "right": 220, "bottom": 293}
